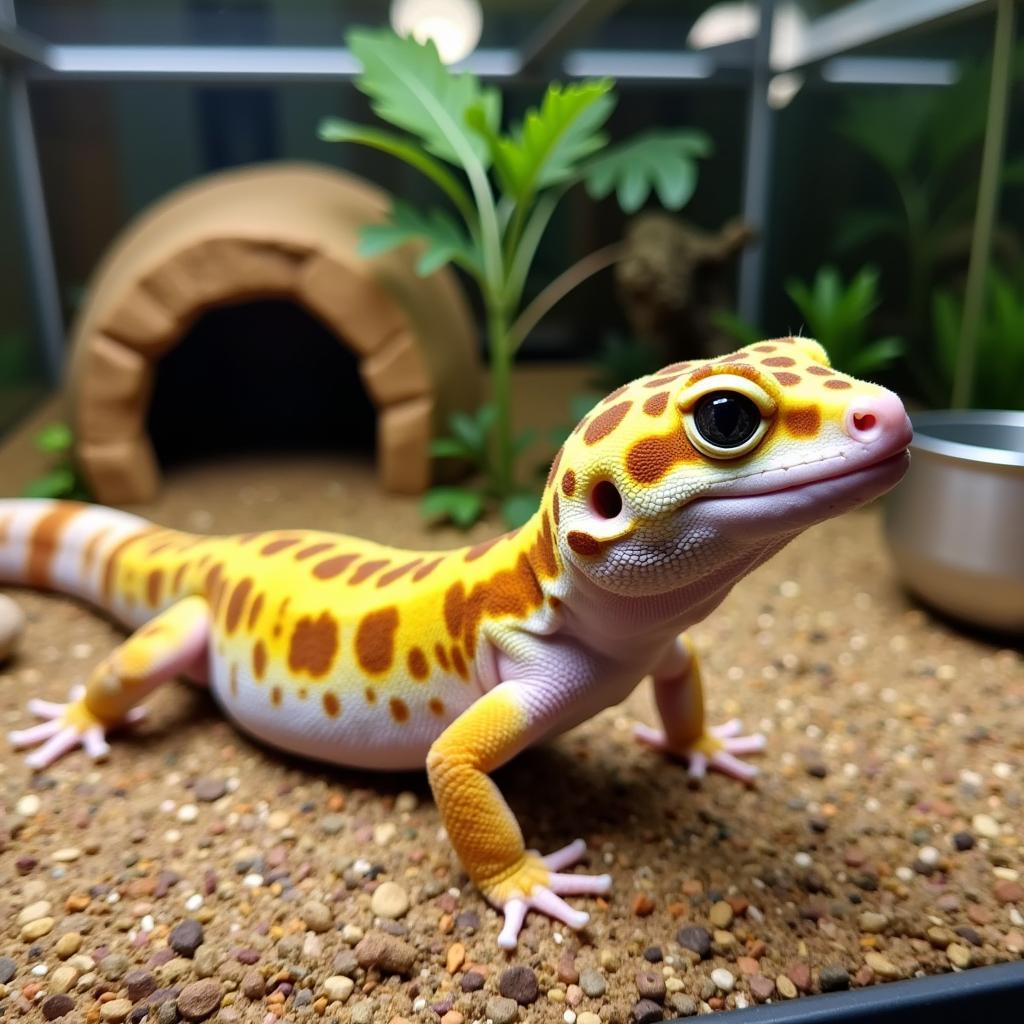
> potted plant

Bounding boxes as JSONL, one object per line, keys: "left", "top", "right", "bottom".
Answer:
{"left": 883, "top": 0, "right": 1024, "bottom": 633}
{"left": 319, "top": 28, "right": 709, "bottom": 528}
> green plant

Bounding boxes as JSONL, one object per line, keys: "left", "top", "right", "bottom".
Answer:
{"left": 835, "top": 36, "right": 1024, "bottom": 402}
{"left": 22, "top": 423, "right": 92, "bottom": 501}
{"left": 933, "top": 268, "right": 1024, "bottom": 411}
{"left": 319, "top": 28, "right": 709, "bottom": 527}
{"left": 714, "top": 265, "right": 904, "bottom": 380}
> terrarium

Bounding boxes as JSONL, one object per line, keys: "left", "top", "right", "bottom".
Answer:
{"left": 1, "top": 3, "right": 1022, "bottom": 1023}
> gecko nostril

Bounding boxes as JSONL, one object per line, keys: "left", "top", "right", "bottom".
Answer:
{"left": 852, "top": 412, "right": 877, "bottom": 434}
{"left": 590, "top": 480, "right": 623, "bottom": 519}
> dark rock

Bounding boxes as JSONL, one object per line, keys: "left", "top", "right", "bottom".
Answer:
{"left": 556, "top": 951, "right": 579, "bottom": 985}
{"left": 126, "top": 970, "right": 158, "bottom": 1002}
{"left": 819, "top": 964, "right": 850, "bottom": 992}
{"left": 455, "top": 910, "right": 480, "bottom": 933}
{"left": 632, "top": 998, "right": 664, "bottom": 1024}
{"left": 0, "top": 957, "right": 16, "bottom": 983}
{"left": 952, "top": 831, "right": 975, "bottom": 852}
{"left": 643, "top": 946, "right": 663, "bottom": 963}
{"left": 169, "top": 919, "right": 205, "bottom": 958}
{"left": 635, "top": 970, "right": 666, "bottom": 1002}
{"left": 749, "top": 975, "right": 775, "bottom": 1002}
{"left": 499, "top": 965, "right": 539, "bottom": 1006}
{"left": 193, "top": 779, "right": 227, "bottom": 802}
{"left": 955, "top": 926, "right": 984, "bottom": 947}
{"left": 676, "top": 925, "right": 711, "bottom": 958}
{"left": 41, "top": 994, "right": 75, "bottom": 1020}
{"left": 460, "top": 971, "right": 485, "bottom": 992}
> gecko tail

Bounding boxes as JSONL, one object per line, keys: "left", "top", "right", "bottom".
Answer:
{"left": 0, "top": 499, "right": 158, "bottom": 622}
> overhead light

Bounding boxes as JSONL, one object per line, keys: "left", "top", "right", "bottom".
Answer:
{"left": 390, "top": 0, "right": 483, "bottom": 66}
{"left": 687, "top": 1, "right": 807, "bottom": 70}
{"left": 767, "top": 71, "right": 804, "bottom": 109}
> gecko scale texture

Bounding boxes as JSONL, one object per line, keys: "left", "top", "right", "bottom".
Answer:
{"left": 1, "top": 337, "right": 912, "bottom": 948}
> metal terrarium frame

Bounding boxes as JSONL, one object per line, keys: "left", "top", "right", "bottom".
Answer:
{"left": 1, "top": 0, "right": 1022, "bottom": 1016}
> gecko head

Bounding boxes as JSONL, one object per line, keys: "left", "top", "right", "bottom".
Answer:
{"left": 546, "top": 337, "right": 912, "bottom": 598}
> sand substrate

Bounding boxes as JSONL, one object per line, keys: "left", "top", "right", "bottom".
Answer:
{"left": 1, "top": 398, "right": 1022, "bottom": 1024}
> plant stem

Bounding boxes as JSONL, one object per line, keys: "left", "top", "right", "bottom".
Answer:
{"left": 487, "top": 301, "right": 514, "bottom": 499}
{"left": 509, "top": 242, "right": 626, "bottom": 351}
{"left": 953, "top": 0, "right": 1016, "bottom": 409}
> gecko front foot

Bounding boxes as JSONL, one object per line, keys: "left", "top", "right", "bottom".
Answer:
{"left": 634, "top": 718, "right": 766, "bottom": 782}
{"left": 7, "top": 686, "right": 145, "bottom": 769}
{"left": 481, "top": 839, "right": 612, "bottom": 950}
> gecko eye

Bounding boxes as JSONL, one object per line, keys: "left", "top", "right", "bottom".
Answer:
{"left": 590, "top": 480, "right": 623, "bottom": 519}
{"left": 686, "top": 391, "right": 767, "bottom": 459}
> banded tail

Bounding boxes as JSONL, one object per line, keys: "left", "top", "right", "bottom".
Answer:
{"left": 0, "top": 499, "right": 170, "bottom": 627}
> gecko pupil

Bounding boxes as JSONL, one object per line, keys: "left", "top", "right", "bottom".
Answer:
{"left": 694, "top": 392, "right": 760, "bottom": 448}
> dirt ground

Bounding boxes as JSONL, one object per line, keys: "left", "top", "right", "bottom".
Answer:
{"left": 1, "top": 378, "right": 1022, "bottom": 1024}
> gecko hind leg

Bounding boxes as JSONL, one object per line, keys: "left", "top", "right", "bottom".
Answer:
{"left": 9, "top": 596, "right": 209, "bottom": 769}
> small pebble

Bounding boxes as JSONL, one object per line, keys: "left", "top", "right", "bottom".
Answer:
{"left": 676, "top": 926, "right": 711, "bottom": 959}
{"left": 101, "top": 999, "right": 133, "bottom": 1023}
{"left": 635, "top": 970, "right": 666, "bottom": 1003}
{"left": 0, "top": 593, "right": 25, "bottom": 661}
{"left": 55, "top": 933, "right": 83, "bottom": 959}
{"left": 578, "top": 1014, "right": 601, "bottom": 1024}
{"left": 323, "top": 975, "right": 354, "bottom": 1002}
{"left": 947, "top": 943, "right": 972, "bottom": 969}
{"left": 241, "top": 970, "right": 265, "bottom": 999}
{"left": 952, "top": 831, "right": 975, "bottom": 851}
{"left": 370, "top": 881, "right": 410, "bottom": 919}
{"left": 579, "top": 969, "right": 606, "bottom": 998}
{"left": 193, "top": 779, "right": 227, "bottom": 802}
{"left": 169, "top": 920, "right": 205, "bottom": 958}
{"left": 460, "top": 971, "right": 484, "bottom": 992}
{"left": 301, "top": 900, "right": 334, "bottom": 933}
{"left": 972, "top": 814, "right": 1000, "bottom": 839}
{"left": 632, "top": 999, "right": 663, "bottom": 1024}
{"left": 499, "top": 965, "right": 539, "bottom": 1006}
{"left": 126, "top": 970, "right": 157, "bottom": 1002}
{"left": 354, "top": 932, "right": 416, "bottom": 975}
{"left": 858, "top": 911, "right": 889, "bottom": 934}
{"left": 42, "top": 994, "right": 76, "bottom": 1020}
{"left": 819, "top": 965, "right": 850, "bottom": 992}
{"left": 17, "top": 899, "right": 51, "bottom": 925}
{"left": 749, "top": 976, "right": 775, "bottom": 1002}
{"left": 864, "top": 952, "right": 901, "bottom": 979}
{"left": 176, "top": 979, "right": 222, "bottom": 1020}
{"left": 708, "top": 901, "right": 734, "bottom": 929}
{"left": 776, "top": 975, "right": 797, "bottom": 999}
{"left": 710, "top": 968, "right": 735, "bottom": 993}
{"left": 486, "top": 996, "right": 519, "bottom": 1024}
{"left": 21, "top": 917, "right": 55, "bottom": 941}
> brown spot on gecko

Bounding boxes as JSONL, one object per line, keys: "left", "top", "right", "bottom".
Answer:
{"left": 377, "top": 559, "right": 422, "bottom": 586}
{"left": 434, "top": 644, "right": 451, "bottom": 672}
{"left": 825, "top": 378, "right": 852, "bottom": 389}
{"left": 323, "top": 692, "right": 340, "bottom": 718}
{"left": 451, "top": 647, "right": 468, "bottom": 679}
{"left": 643, "top": 391, "right": 670, "bottom": 417}
{"left": 444, "top": 583, "right": 465, "bottom": 638}
{"left": 627, "top": 429, "right": 699, "bottom": 484}
{"left": 755, "top": 344, "right": 777, "bottom": 353}
{"left": 773, "top": 372, "right": 802, "bottom": 386}
{"left": 146, "top": 569, "right": 163, "bottom": 607}
{"left": 658, "top": 361, "right": 691, "bottom": 375}
{"left": 100, "top": 531, "right": 153, "bottom": 603}
{"left": 585, "top": 401, "right": 632, "bottom": 445}
{"left": 552, "top": 491, "right": 560, "bottom": 526}
{"left": 288, "top": 611, "right": 339, "bottom": 677}
{"left": 313, "top": 553, "right": 358, "bottom": 580}
{"left": 229, "top": 663, "right": 238, "bottom": 697}
{"left": 465, "top": 538, "right": 501, "bottom": 562}
{"left": 644, "top": 373, "right": 680, "bottom": 387}
{"left": 260, "top": 537, "right": 300, "bottom": 556}
{"left": 365, "top": 686, "right": 377, "bottom": 705}
{"left": 349, "top": 559, "right": 389, "bottom": 585}
{"left": 26, "top": 503, "right": 82, "bottom": 589}
{"left": 271, "top": 686, "right": 282, "bottom": 707}
{"left": 561, "top": 469, "right": 576, "bottom": 497}
{"left": 355, "top": 607, "right": 399, "bottom": 674}
{"left": 389, "top": 698, "right": 410, "bottom": 723}
{"left": 294, "top": 542, "right": 334, "bottom": 561}
{"left": 546, "top": 445, "right": 563, "bottom": 487}
{"left": 225, "top": 577, "right": 253, "bottom": 635}
{"left": 247, "top": 593, "right": 264, "bottom": 630}
{"left": 763, "top": 356, "right": 795, "bottom": 367}
{"left": 784, "top": 407, "right": 822, "bottom": 437}
{"left": 807, "top": 365, "right": 834, "bottom": 376}
{"left": 567, "top": 531, "right": 604, "bottom": 556}
{"left": 172, "top": 561, "right": 190, "bottom": 593}
{"left": 408, "top": 647, "right": 429, "bottom": 681}
{"left": 412, "top": 557, "right": 443, "bottom": 582}
{"left": 428, "top": 698, "right": 445, "bottom": 716}
{"left": 252, "top": 640, "right": 267, "bottom": 680}
{"left": 81, "top": 527, "right": 111, "bottom": 573}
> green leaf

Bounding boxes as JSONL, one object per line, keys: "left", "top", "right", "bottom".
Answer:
{"left": 501, "top": 492, "right": 540, "bottom": 529}
{"left": 347, "top": 27, "right": 500, "bottom": 168}
{"left": 446, "top": 404, "right": 496, "bottom": 464}
{"left": 512, "top": 429, "right": 537, "bottom": 458}
{"left": 34, "top": 422, "right": 73, "bottom": 454}
{"left": 23, "top": 467, "right": 75, "bottom": 499}
{"left": 429, "top": 437, "right": 475, "bottom": 460}
{"left": 421, "top": 486, "right": 485, "bottom": 529}
{"left": 833, "top": 210, "right": 905, "bottom": 253}
{"left": 1003, "top": 156, "right": 1024, "bottom": 187}
{"left": 848, "top": 336, "right": 904, "bottom": 377}
{"left": 472, "top": 80, "right": 616, "bottom": 202}
{"left": 358, "top": 200, "right": 483, "bottom": 276}
{"left": 317, "top": 117, "right": 475, "bottom": 223}
{"left": 582, "top": 130, "right": 711, "bottom": 213}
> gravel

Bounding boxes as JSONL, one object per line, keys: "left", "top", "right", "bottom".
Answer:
{"left": 168, "top": 920, "right": 204, "bottom": 958}
{"left": 499, "top": 965, "right": 539, "bottom": 1005}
